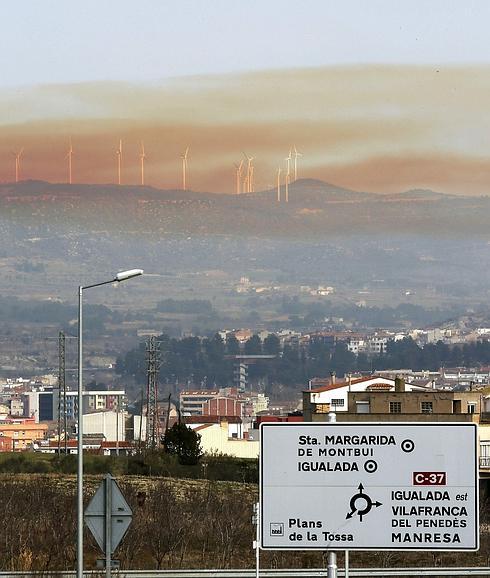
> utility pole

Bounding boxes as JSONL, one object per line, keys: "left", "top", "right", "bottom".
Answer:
{"left": 58, "top": 331, "right": 66, "bottom": 454}
{"left": 145, "top": 336, "right": 161, "bottom": 450}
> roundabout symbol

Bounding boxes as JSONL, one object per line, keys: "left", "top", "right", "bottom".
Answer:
{"left": 364, "top": 459, "right": 378, "bottom": 473}
{"left": 401, "top": 439, "right": 415, "bottom": 453}
{"left": 346, "top": 483, "right": 382, "bottom": 522}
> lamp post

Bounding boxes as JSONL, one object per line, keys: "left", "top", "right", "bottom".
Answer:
{"left": 77, "top": 269, "right": 143, "bottom": 578}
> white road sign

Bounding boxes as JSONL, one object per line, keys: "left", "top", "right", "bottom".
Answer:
{"left": 85, "top": 474, "right": 133, "bottom": 554}
{"left": 260, "top": 423, "right": 478, "bottom": 551}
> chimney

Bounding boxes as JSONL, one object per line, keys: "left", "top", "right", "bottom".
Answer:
{"left": 330, "top": 372, "right": 336, "bottom": 385}
{"left": 395, "top": 377, "right": 405, "bottom": 392}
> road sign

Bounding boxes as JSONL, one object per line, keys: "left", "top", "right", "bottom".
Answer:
{"left": 260, "top": 422, "right": 478, "bottom": 551}
{"left": 85, "top": 474, "right": 133, "bottom": 554}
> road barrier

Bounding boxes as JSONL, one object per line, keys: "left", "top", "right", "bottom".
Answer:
{"left": 2, "top": 567, "right": 490, "bottom": 577}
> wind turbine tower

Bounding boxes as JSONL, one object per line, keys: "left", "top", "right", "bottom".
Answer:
{"left": 181, "top": 147, "right": 189, "bottom": 190}
{"left": 116, "top": 139, "right": 123, "bottom": 185}
{"left": 243, "top": 153, "right": 255, "bottom": 193}
{"left": 13, "top": 148, "right": 23, "bottom": 183}
{"left": 293, "top": 145, "right": 303, "bottom": 181}
{"left": 285, "top": 150, "right": 292, "bottom": 203}
{"left": 234, "top": 160, "right": 243, "bottom": 194}
{"left": 140, "top": 142, "right": 146, "bottom": 186}
{"left": 277, "top": 167, "right": 282, "bottom": 202}
{"left": 66, "top": 138, "right": 74, "bottom": 184}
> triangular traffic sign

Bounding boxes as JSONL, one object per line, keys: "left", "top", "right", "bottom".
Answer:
{"left": 85, "top": 475, "right": 133, "bottom": 554}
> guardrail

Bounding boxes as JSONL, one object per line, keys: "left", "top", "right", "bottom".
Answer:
{"left": 2, "top": 567, "right": 490, "bottom": 577}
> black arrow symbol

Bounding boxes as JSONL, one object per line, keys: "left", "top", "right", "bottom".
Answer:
{"left": 358, "top": 483, "right": 364, "bottom": 492}
{"left": 346, "top": 511, "right": 354, "bottom": 519}
{"left": 373, "top": 501, "right": 382, "bottom": 507}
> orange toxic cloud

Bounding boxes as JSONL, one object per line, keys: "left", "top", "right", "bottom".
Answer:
{"left": 1, "top": 66, "right": 490, "bottom": 194}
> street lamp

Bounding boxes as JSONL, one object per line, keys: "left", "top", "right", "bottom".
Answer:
{"left": 77, "top": 269, "right": 143, "bottom": 578}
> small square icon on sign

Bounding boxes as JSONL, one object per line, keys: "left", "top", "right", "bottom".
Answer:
{"left": 270, "top": 523, "right": 284, "bottom": 536}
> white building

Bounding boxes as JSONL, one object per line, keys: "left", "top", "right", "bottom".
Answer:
{"left": 347, "top": 338, "right": 366, "bottom": 355}
{"left": 83, "top": 410, "right": 125, "bottom": 442}
{"left": 305, "top": 375, "right": 428, "bottom": 414}
{"left": 190, "top": 418, "right": 259, "bottom": 458}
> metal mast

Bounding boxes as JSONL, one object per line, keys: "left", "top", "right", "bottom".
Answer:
{"left": 57, "top": 331, "right": 66, "bottom": 453}
{"left": 145, "top": 336, "right": 161, "bottom": 449}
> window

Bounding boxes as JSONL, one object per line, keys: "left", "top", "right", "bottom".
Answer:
{"left": 315, "top": 403, "right": 330, "bottom": 414}
{"left": 421, "top": 402, "right": 433, "bottom": 414}
{"left": 468, "top": 402, "right": 476, "bottom": 414}
{"left": 331, "top": 398, "right": 345, "bottom": 407}
{"left": 389, "top": 401, "right": 402, "bottom": 414}
{"left": 356, "top": 401, "right": 370, "bottom": 414}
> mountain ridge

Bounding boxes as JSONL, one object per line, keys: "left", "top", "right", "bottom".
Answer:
{"left": 1, "top": 178, "right": 488, "bottom": 239}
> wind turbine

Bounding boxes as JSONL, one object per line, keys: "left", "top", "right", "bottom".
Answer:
{"left": 140, "top": 142, "right": 146, "bottom": 186}
{"left": 243, "top": 152, "right": 255, "bottom": 193}
{"left": 293, "top": 145, "right": 303, "bottom": 181}
{"left": 277, "top": 167, "right": 282, "bottom": 202}
{"left": 181, "top": 147, "right": 189, "bottom": 190}
{"left": 285, "top": 149, "right": 292, "bottom": 203}
{"left": 234, "top": 160, "right": 243, "bottom": 194}
{"left": 12, "top": 148, "right": 24, "bottom": 183}
{"left": 116, "top": 139, "right": 123, "bottom": 185}
{"left": 66, "top": 138, "right": 73, "bottom": 184}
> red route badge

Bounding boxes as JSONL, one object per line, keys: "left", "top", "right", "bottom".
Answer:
{"left": 413, "top": 472, "right": 447, "bottom": 485}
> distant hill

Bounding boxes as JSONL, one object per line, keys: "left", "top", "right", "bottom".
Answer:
{"left": 384, "top": 188, "right": 455, "bottom": 201}
{"left": 254, "top": 178, "right": 371, "bottom": 202}
{"left": 0, "top": 179, "right": 488, "bottom": 238}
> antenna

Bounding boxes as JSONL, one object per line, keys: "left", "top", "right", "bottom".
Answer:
{"left": 181, "top": 147, "right": 189, "bottom": 190}
{"left": 140, "top": 142, "right": 146, "bottom": 186}
{"left": 66, "top": 138, "right": 74, "bottom": 184}
{"left": 293, "top": 145, "right": 303, "bottom": 181}
{"left": 277, "top": 167, "right": 282, "bottom": 202}
{"left": 116, "top": 139, "right": 123, "bottom": 185}
{"left": 234, "top": 160, "right": 243, "bottom": 195}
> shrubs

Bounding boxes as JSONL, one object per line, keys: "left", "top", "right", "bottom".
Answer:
{"left": 0, "top": 450, "right": 258, "bottom": 481}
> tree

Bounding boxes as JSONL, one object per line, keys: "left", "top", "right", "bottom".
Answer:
{"left": 244, "top": 334, "right": 262, "bottom": 355}
{"left": 330, "top": 342, "right": 356, "bottom": 376}
{"left": 263, "top": 334, "right": 280, "bottom": 355}
{"left": 226, "top": 335, "right": 240, "bottom": 355}
{"left": 162, "top": 422, "right": 203, "bottom": 465}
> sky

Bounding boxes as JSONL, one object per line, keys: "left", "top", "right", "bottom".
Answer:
{"left": 2, "top": 1, "right": 490, "bottom": 194}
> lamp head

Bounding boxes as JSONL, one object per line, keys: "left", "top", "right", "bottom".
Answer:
{"left": 115, "top": 269, "right": 144, "bottom": 282}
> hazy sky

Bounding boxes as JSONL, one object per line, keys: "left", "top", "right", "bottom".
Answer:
{"left": 2, "top": 2, "right": 490, "bottom": 194}
{"left": 3, "top": 1, "right": 490, "bottom": 87}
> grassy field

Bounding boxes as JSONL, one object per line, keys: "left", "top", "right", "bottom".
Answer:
{"left": 0, "top": 471, "right": 488, "bottom": 572}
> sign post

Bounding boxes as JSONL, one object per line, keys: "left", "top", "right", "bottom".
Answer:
{"left": 85, "top": 474, "right": 133, "bottom": 577}
{"left": 260, "top": 423, "right": 478, "bottom": 552}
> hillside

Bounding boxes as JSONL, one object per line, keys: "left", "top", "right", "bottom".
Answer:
{"left": 0, "top": 179, "right": 488, "bottom": 238}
